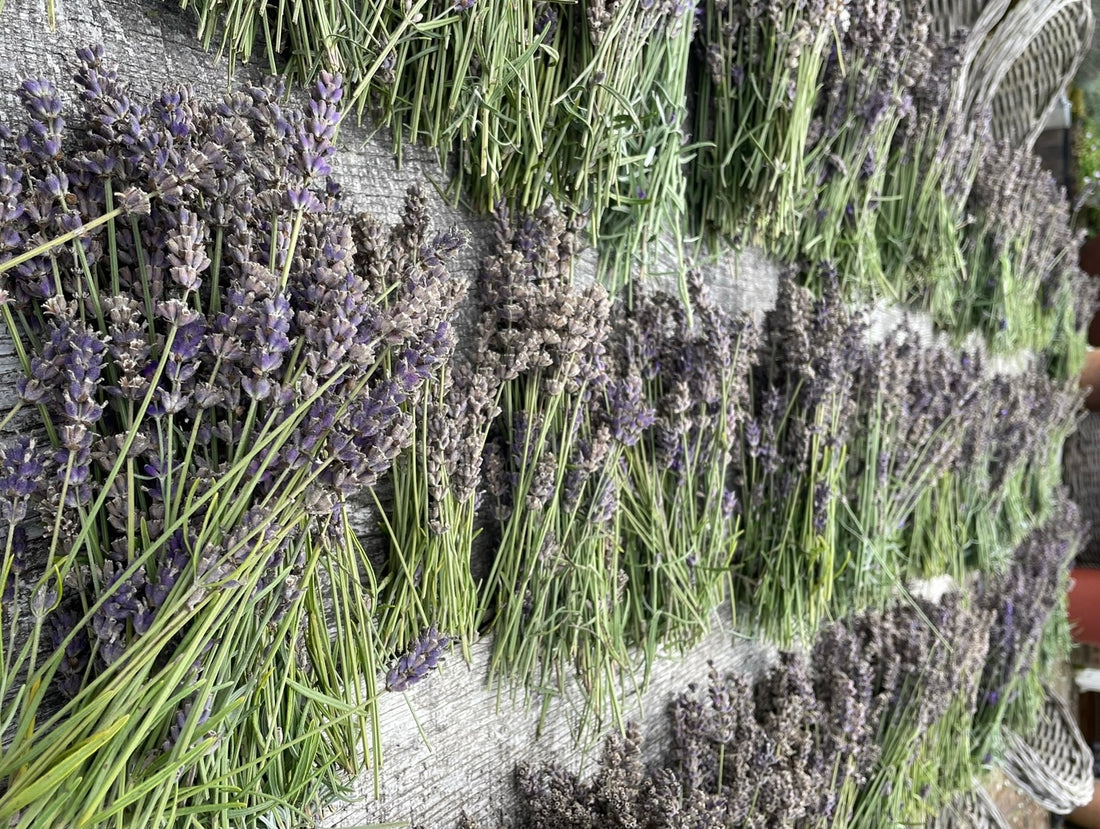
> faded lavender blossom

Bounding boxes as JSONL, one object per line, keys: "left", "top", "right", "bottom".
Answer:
{"left": 45, "top": 604, "right": 93, "bottom": 700}
{"left": 385, "top": 626, "right": 451, "bottom": 691}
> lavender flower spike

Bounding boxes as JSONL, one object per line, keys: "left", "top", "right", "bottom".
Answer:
{"left": 385, "top": 626, "right": 451, "bottom": 692}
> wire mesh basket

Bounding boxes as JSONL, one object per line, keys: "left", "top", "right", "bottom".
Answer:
{"left": 1000, "top": 687, "right": 1094, "bottom": 814}
{"left": 927, "top": 785, "right": 1011, "bottom": 829}
{"left": 965, "top": 0, "right": 1093, "bottom": 148}
{"left": 988, "top": 0, "right": 1094, "bottom": 147}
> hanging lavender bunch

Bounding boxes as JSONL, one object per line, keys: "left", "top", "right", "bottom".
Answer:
{"left": 545, "top": 0, "right": 699, "bottom": 289}
{"left": 959, "top": 138, "right": 1092, "bottom": 370}
{"left": 737, "top": 267, "right": 867, "bottom": 642}
{"left": 377, "top": 348, "right": 501, "bottom": 657}
{"left": 777, "top": 2, "right": 939, "bottom": 281}
{"left": 971, "top": 496, "right": 1084, "bottom": 755}
{"left": 0, "top": 48, "right": 465, "bottom": 828}
{"left": 475, "top": 203, "right": 643, "bottom": 734}
{"left": 843, "top": 328, "right": 991, "bottom": 595}
{"left": 829, "top": 594, "right": 992, "bottom": 826}
{"left": 514, "top": 593, "right": 993, "bottom": 828}
{"left": 615, "top": 272, "right": 754, "bottom": 655}
{"left": 899, "top": 357, "right": 1082, "bottom": 584}
{"left": 689, "top": 0, "right": 850, "bottom": 244}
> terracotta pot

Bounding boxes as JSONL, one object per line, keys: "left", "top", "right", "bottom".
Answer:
{"left": 1079, "top": 235, "right": 1100, "bottom": 346}
{"left": 1079, "top": 350, "right": 1100, "bottom": 410}
{"left": 1069, "top": 568, "right": 1100, "bottom": 645}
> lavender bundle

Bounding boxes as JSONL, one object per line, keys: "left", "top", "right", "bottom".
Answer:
{"left": 378, "top": 339, "right": 501, "bottom": 655}
{"left": 971, "top": 497, "right": 1084, "bottom": 758}
{"left": 0, "top": 50, "right": 465, "bottom": 827}
{"left": 955, "top": 140, "right": 1092, "bottom": 371}
{"left": 513, "top": 592, "right": 994, "bottom": 828}
{"left": 546, "top": 0, "right": 697, "bottom": 289}
{"left": 873, "top": 36, "right": 980, "bottom": 305}
{"left": 476, "top": 205, "right": 645, "bottom": 731}
{"left": 515, "top": 726, "right": 658, "bottom": 829}
{"left": 387, "top": 0, "right": 561, "bottom": 204}
{"left": 690, "top": 0, "right": 848, "bottom": 242}
{"left": 615, "top": 275, "right": 753, "bottom": 658}
{"left": 670, "top": 657, "right": 824, "bottom": 826}
{"left": 514, "top": 660, "right": 827, "bottom": 829}
{"left": 736, "top": 269, "right": 866, "bottom": 642}
{"left": 772, "top": 3, "right": 937, "bottom": 285}
{"left": 836, "top": 596, "right": 992, "bottom": 826}
{"left": 182, "top": 0, "right": 464, "bottom": 133}
{"left": 841, "top": 331, "right": 989, "bottom": 598}
{"left": 902, "top": 364, "right": 1082, "bottom": 582}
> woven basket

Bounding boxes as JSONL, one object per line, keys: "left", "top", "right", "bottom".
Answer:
{"left": 988, "top": 0, "right": 1094, "bottom": 147}
{"left": 927, "top": 785, "right": 1011, "bottom": 829}
{"left": 966, "top": 0, "right": 1093, "bottom": 147}
{"left": 1062, "top": 411, "right": 1100, "bottom": 567}
{"left": 1000, "top": 688, "right": 1094, "bottom": 814}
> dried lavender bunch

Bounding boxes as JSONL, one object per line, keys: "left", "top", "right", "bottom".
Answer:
{"left": 615, "top": 273, "right": 754, "bottom": 658}
{"left": 773, "top": 2, "right": 940, "bottom": 279}
{"left": 515, "top": 659, "right": 834, "bottom": 828}
{"left": 971, "top": 496, "right": 1084, "bottom": 757}
{"left": 182, "top": 0, "right": 465, "bottom": 141}
{"left": 955, "top": 138, "right": 1092, "bottom": 370}
{"left": 514, "top": 593, "right": 992, "bottom": 828}
{"left": 186, "top": 0, "right": 699, "bottom": 294}
{"left": 690, "top": 0, "right": 850, "bottom": 242}
{"left": 736, "top": 267, "right": 867, "bottom": 642}
{"left": 830, "top": 595, "right": 992, "bottom": 827}
{"left": 385, "top": 0, "right": 561, "bottom": 205}
{"left": 475, "top": 204, "right": 642, "bottom": 733}
{"left": 544, "top": 0, "right": 698, "bottom": 289}
{"left": 516, "top": 725, "right": 664, "bottom": 829}
{"left": 378, "top": 351, "right": 501, "bottom": 656}
{"left": 901, "top": 360, "right": 1082, "bottom": 583}
{"left": 841, "top": 328, "right": 990, "bottom": 597}
{"left": 0, "top": 49, "right": 465, "bottom": 828}
{"left": 874, "top": 36, "right": 981, "bottom": 305}
{"left": 809, "top": 620, "right": 881, "bottom": 824}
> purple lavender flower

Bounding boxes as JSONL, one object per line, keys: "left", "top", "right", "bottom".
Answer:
{"left": 385, "top": 626, "right": 451, "bottom": 691}
{"left": 162, "top": 694, "right": 214, "bottom": 754}
{"left": 46, "top": 606, "right": 93, "bottom": 699}
{"left": 17, "top": 78, "right": 65, "bottom": 162}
